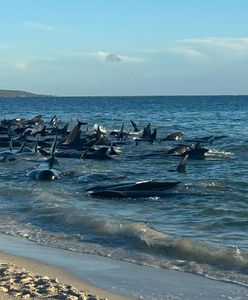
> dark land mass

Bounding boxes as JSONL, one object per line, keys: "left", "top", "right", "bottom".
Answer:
{"left": 0, "top": 90, "right": 44, "bottom": 98}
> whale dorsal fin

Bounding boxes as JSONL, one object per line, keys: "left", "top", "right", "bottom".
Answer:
{"left": 130, "top": 120, "right": 140, "bottom": 132}
{"left": 9, "top": 138, "right": 13, "bottom": 152}
{"left": 15, "top": 143, "right": 25, "bottom": 154}
{"left": 142, "top": 123, "right": 151, "bottom": 139}
{"left": 47, "top": 136, "right": 58, "bottom": 169}
{"left": 150, "top": 128, "right": 157, "bottom": 140}
{"left": 33, "top": 134, "right": 39, "bottom": 153}
{"left": 177, "top": 154, "right": 189, "bottom": 173}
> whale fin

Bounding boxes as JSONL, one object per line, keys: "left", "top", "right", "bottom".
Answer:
{"left": 123, "top": 129, "right": 131, "bottom": 141}
{"left": 150, "top": 128, "right": 157, "bottom": 141}
{"left": 109, "top": 144, "right": 119, "bottom": 155}
{"left": 177, "top": 154, "right": 189, "bottom": 173}
{"left": 33, "top": 134, "right": 39, "bottom": 153}
{"left": 9, "top": 138, "right": 13, "bottom": 152}
{"left": 80, "top": 149, "right": 88, "bottom": 159}
{"left": 120, "top": 122, "right": 124, "bottom": 133}
{"left": 15, "top": 143, "right": 25, "bottom": 154}
{"left": 194, "top": 142, "right": 201, "bottom": 149}
{"left": 62, "top": 123, "right": 69, "bottom": 131}
{"left": 142, "top": 123, "right": 151, "bottom": 139}
{"left": 49, "top": 115, "right": 58, "bottom": 127}
{"left": 130, "top": 120, "right": 140, "bottom": 132}
{"left": 76, "top": 118, "right": 88, "bottom": 126}
{"left": 117, "top": 122, "right": 125, "bottom": 139}
{"left": 47, "top": 136, "right": 58, "bottom": 169}
{"left": 64, "top": 119, "right": 86, "bottom": 145}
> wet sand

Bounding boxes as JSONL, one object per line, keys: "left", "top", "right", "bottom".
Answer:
{"left": 0, "top": 251, "right": 131, "bottom": 300}
{"left": 0, "top": 234, "right": 247, "bottom": 300}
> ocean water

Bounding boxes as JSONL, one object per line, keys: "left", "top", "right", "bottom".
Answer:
{"left": 0, "top": 95, "right": 248, "bottom": 287}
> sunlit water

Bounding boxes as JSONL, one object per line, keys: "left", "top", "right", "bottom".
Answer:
{"left": 0, "top": 96, "right": 248, "bottom": 286}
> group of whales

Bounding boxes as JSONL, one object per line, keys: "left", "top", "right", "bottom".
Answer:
{"left": 0, "top": 114, "right": 224, "bottom": 198}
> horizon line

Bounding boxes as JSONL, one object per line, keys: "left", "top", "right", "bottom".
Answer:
{"left": 41, "top": 94, "right": 248, "bottom": 97}
{"left": 1, "top": 89, "right": 248, "bottom": 98}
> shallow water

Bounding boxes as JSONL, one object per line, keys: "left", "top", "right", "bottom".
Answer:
{"left": 0, "top": 95, "right": 248, "bottom": 286}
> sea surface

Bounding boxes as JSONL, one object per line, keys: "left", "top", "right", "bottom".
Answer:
{"left": 0, "top": 95, "right": 248, "bottom": 287}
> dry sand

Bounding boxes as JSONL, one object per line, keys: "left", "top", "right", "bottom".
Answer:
{"left": 0, "top": 251, "right": 132, "bottom": 300}
{"left": 0, "top": 235, "right": 248, "bottom": 300}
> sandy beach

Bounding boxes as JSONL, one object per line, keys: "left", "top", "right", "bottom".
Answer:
{"left": 0, "top": 234, "right": 247, "bottom": 300}
{"left": 0, "top": 250, "right": 131, "bottom": 300}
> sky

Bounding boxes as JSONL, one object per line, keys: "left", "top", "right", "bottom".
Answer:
{"left": 0, "top": 0, "right": 248, "bottom": 96}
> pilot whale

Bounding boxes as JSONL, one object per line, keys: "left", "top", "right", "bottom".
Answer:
{"left": 0, "top": 140, "right": 30, "bottom": 162}
{"left": 86, "top": 180, "right": 180, "bottom": 198}
{"left": 81, "top": 147, "right": 113, "bottom": 160}
{"left": 27, "top": 137, "right": 61, "bottom": 180}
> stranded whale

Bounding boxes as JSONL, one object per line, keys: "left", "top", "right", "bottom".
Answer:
{"left": 27, "top": 137, "right": 61, "bottom": 180}
{"left": 86, "top": 180, "right": 180, "bottom": 198}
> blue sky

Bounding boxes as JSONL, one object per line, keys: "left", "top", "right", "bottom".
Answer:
{"left": 0, "top": 0, "right": 248, "bottom": 95}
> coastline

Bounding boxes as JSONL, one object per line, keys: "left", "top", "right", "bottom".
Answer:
{"left": 0, "top": 250, "right": 130, "bottom": 300}
{"left": 0, "top": 235, "right": 247, "bottom": 299}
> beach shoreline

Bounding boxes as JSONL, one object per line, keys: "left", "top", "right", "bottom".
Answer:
{"left": 0, "top": 248, "right": 132, "bottom": 300}
{"left": 0, "top": 234, "right": 247, "bottom": 300}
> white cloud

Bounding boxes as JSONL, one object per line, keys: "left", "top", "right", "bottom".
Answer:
{"left": 134, "top": 46, "right": 208, "bottom": 62}
{"left": 136, "top": 37, "right": 248, "bottom": 62}
{"left": 53, "top": 51, "right": 144, "bottom": 64}
{"left": 105, "top": 53, "right": 122, "bottom": 62}
{"left": 25, "top": 21, "right": 55, "bottom": 32}
{"left": 14, "top": 61, "right": 27, "bottom": 70}
{"left": 183, "top": 37, "right": 248, "bottom": 49}
{"left": 166, "top": 47, "right": 208, "bottom": 62}
{"left": 96, "top": 51, "right": 143, "bottom": 63}
{"left": 180, "top": 37, "right": 248, "bottom": 59}
{"left": 119, "top": 54, "right": 144, "bottom": 63}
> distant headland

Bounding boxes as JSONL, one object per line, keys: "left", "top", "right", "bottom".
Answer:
{"left": 0, "top": 89, "right": 44, "bottom": 97}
